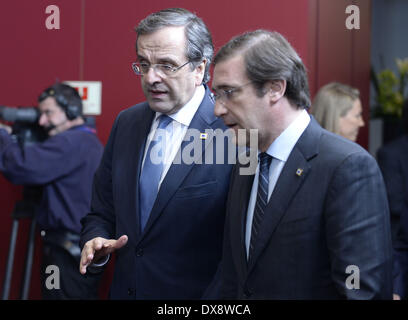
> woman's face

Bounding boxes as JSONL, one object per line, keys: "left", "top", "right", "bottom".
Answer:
{"left": 338, "top": 98, "right": 365, "bottom": 141}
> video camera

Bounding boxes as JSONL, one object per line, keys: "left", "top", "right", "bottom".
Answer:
{"left": 0, "top": 105, "right": 97, "bottom": 148}
{"left": 0, "top": 106, "right": 47, "bottom": 146}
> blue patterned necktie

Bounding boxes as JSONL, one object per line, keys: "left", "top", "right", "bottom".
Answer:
{"left": 249, "top": 152, "right": 272, "bottom": 259}
{"left": 139, "top": 114, "right": 173, "bottom": 231}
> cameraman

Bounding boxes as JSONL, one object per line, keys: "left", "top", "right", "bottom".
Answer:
{"left": 0, "top": 83, "right": 104, "bottom": 299}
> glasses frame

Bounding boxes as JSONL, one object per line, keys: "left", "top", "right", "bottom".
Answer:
{"left": 131, "top": 61, "right": 191, "bottom": 77}
{"left": 213, "top": 82, "right": 255, "bottom": 105}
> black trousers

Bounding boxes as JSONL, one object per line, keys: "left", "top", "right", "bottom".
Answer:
{"left": 40, "top": 242, "right": 103, "bottom": 300}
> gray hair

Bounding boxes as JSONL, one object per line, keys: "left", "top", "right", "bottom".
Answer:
{"left": 311, "top": 82, "right": 360, "bottom": 134}
{"left": 213, "top": 30, "right": 310, "bottom": 109}
{"left": 135, "top": 8, "right": 213, "bottom": 84}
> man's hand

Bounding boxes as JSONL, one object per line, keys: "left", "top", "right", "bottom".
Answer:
{"left": 79, "top": 235, "right": 128, "bottom": 274}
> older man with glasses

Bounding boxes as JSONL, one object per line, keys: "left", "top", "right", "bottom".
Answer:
{"left": 79, "top": 8, "right": 233, "bottom": 300}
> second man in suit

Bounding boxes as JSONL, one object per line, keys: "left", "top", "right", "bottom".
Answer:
{"left": 79, "top": 8, "right": 232, "bottom": 299}
{"left": 212, "top": 30, "right": 393, "bottom": 299}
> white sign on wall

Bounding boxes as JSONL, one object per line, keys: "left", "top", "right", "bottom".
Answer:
{"left": 63, "top": 81, "right": 102, "bottom": 115}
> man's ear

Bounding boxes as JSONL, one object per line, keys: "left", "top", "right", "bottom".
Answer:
{"left": 194, "top": 59, "right": 207, "bottom": 86}
{"left": 267, "top": 80, "right": 286, "bottom": 103}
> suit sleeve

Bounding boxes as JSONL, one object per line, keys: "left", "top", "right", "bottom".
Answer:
{"left": 393, "top": 194, "right": 408, "bottom": 298}
{"left": 394, "top": 241, "right": 408, "bottom": 297}
{"left": 80, "top": 115, "right": 120, "bottom": 248}
{"left": 325, "top": 151, "right": 393, "bottom": 299}
{"left": 377, "top": 146, "right": 408, "bottom": 297}
{"left": 219, "top": 164, "right": 240, "bottom": 299}
{"left": 0, "top": 129, "right": 79, "bottom": 185}
{"left": 377, "top": 147, "right": 404, "bottom": 244}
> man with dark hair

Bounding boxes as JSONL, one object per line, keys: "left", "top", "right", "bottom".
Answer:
{"left": 0, "top": 83, "right": 104, "bottom": 299}
{"left": 377, "top": 100, "right": 408, "bottom": 299}
{"left": 212, "top": 30, "right": 392, "bottom": 299}
{"left": 79, "top": 8, "right": 232, "bottom": 299}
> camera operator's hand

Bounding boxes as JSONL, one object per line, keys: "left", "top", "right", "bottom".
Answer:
{"left": 0, "top": 123, "right": 12, "bottom": 134}
{"left": 79, "top": 235, "right": 128, "bottom": 274}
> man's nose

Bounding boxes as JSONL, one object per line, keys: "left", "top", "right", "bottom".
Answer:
{"left": 38, "top": 113, "right": 47, "bottom": 126}
{"left": 143, "top": 66, "right": 162, "bottom": 85}
{"left": 214, "top": 100, "right": 227, "bottom": 118}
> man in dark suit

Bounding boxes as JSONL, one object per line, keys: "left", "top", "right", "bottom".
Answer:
{"left": 79, "top": 8, "right": 232, "bottom": 299}
{"left": 377, "top": 100, "right": 408, "bottom": 299}
{"left": 212, "top": 30, "right": 393, "bottom": 299}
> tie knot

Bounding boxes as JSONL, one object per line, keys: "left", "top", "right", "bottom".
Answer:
{"left": 157, "top": 114, "right": 173, "bottom": 130}
{"left": 259, "top": 152, "right": 272, "bottom": 167}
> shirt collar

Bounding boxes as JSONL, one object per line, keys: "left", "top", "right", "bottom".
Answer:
{"left": 154, "top": 85, "right": 205, "bottom": 127}
{"left": 266, "top": 109, "right": 310, "bottom": 162}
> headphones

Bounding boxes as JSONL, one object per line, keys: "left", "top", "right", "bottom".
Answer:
{"left": 38, "top": 87, "right": 82, "bottom": 120}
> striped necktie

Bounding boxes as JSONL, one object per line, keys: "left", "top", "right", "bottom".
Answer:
{"left": 249, "top": 152, "right": 272, "bottom": 259}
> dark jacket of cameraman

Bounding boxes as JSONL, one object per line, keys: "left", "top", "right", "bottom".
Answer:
{"left": 0, "top": 125, "right": 103, "bottom": 233}
{"left": 0, "top": 124, "right": 103, "bottom": 299}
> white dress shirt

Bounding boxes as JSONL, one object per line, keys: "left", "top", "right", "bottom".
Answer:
{"left": 91, "top": 85, "right": 205, "bottom": 268}
{"left": 245, "top": 109, "right": 311, "bottom": 257}
{"left": 142, "top": 85, "right": 205, "bottom": 188}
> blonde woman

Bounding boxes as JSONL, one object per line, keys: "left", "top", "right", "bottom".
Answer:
{"left": 311, "top": 82, "right": 364, "bottom": 141}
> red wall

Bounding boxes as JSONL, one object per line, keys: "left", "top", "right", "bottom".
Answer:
{"left": 309, "top": 0, "right": 371, "bottom": 148}
{"left": 0, "top": 0, "right": 370, "bottom": 299}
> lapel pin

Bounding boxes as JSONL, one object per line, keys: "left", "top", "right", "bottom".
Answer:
{"left": 200, "top": 133, "right": 208, "bottom": 140}
{"left": 296, "top": 168, "right": 303, "bottom": 177}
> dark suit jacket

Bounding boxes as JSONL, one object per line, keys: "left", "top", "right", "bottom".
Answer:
{"left": 377, "top": 135, "right": 408, "bottom": 298}
{"left": 220, "top": 118, "right": 393, "bottom": 299}
{"left": 81, "top": 87, "right": 232, "bottom": 299}
{"left": 377, "top": 135, "right": 408, "bottom": 244}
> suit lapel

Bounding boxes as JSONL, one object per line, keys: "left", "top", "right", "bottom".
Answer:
{"left": 246, "top": 118, "right": 321, "bottom": 274}
{"left": 237, "top": 171, "right": 254, "bottom": 275}
{"left": 126, "top": 105, "right": 154, "bottom": 243}
{"left": 227, "top": 163, "right": 255, "bottom": 276}
{"left": 138, "top": 88, "right": 217, "bottom": 240}
{"left": 246, "top": 148, "right": 311, "bottom": 273}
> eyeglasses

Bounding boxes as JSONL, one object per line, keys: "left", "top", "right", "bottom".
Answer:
{"left": 132, "top": 61, "right": 191, "bottom": 77}
{"left": 213, "top": 82, "right": 254, "bottom": 104}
